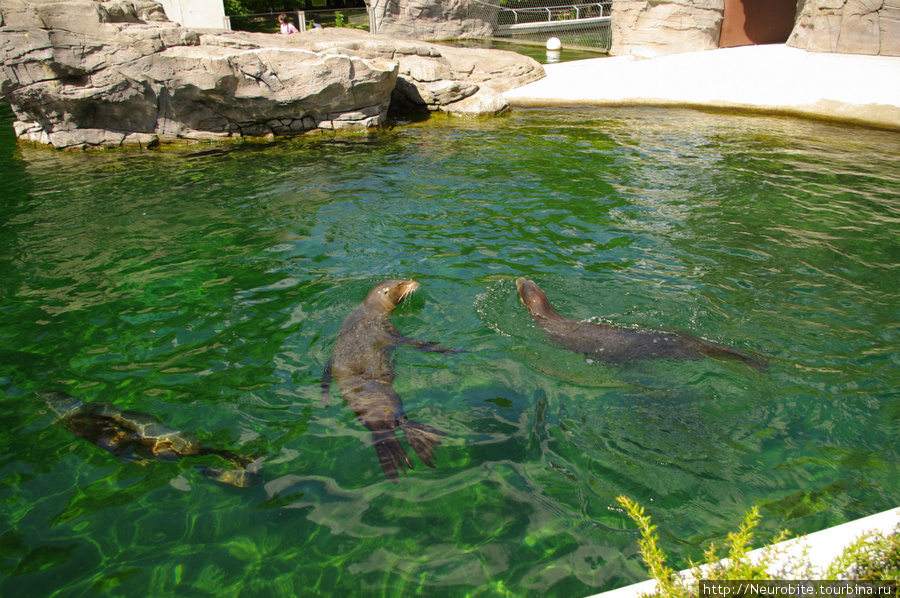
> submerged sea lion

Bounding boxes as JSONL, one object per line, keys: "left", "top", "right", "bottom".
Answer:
{"left": 37, "top": 390, "right": 261, "bottom": 487}
{"left": 516, "top": 278, "right": 767, "bottom": 371}
{"left": 322, "top": 280, "right": 460, "bottom": 482}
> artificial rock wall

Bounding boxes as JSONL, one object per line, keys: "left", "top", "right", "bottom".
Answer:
{"left": 610, "top": 0, "right": 725, "bottom": 58}
{"left": 368, "top": 0, "right": 495, "bottom": 40}
{"left": 368, "top": 0, "right": 899, "bottom": 58}
{"left": 609, "top": 0, "right": 900, "bottom": 58}
{"left": 787, "top": 0, "right": 900, "bottom": 56}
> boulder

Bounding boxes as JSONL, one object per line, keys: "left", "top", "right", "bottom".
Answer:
{"left": 441, "top": 86, "right": 509, "bottom": 116}
{"left": 300, "top": 29, "right": 544, "bottom": 110}
{"left": 0, "top": 0, "right": 544, "bottom": 148}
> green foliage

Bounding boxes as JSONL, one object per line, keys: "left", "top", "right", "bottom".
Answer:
{"left": 223, "top": 0, "right": 250, "bottom": 16}
{"left": 698, "top": 507, "right": 791, "bottom": 583}
{"left": 827, "top": 527, "right": 900, "bottom": 582}
{"left": 334, "top": 11, "right": 344, "bottom": 27}
{"left": 616, "top": 495, "right": 683, "bottom": 597}
{"left": 616, "top": 496, "right": 789, "bottom": 598}
{"left": 618, "top": 496, "right": 900, "bottom": 598}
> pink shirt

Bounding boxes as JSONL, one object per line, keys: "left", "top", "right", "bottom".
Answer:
{"left": 280, "top": 22, "right": 299, "bottom": 35}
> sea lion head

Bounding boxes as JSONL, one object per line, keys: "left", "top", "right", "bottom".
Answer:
{"left": 516, "top": 278, "right": 564, "bottom": 321}
{"left": 363, "top": 280, "right": 419, "bottom": 313}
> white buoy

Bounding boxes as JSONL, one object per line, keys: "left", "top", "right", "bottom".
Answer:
{"left": 546, "top": 37, "right": 562, "bottom": 51}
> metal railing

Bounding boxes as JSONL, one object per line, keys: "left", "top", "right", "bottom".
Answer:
{"left": 499, "top": 2, "right": 607, "bottom": 25}
{"left": 467, "top": 0, "right": 612, "bottom": 51}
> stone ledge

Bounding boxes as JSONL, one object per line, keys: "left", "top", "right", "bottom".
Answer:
{"left": 504, "top": 45, "right": 900, "bottom": 132}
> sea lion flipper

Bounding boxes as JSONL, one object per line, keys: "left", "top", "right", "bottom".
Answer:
{"left": 196, "top": 446, "right": 254, "bottom": 468}
{"left": 402, "top": 420, "right": 446, "bottom": 469}
{"left": 725, "top": 349, "right": 769, "bottom": 372}
{"left": 245, "top": 456, "right": 266, "bottom": 474}
{"left": 321, "top": 360, "right": 334, "bottom": 406}
{"left": 371, "top": 430, "right": 413, "bottom": 483}
{"left": 399, "top": 336, "right": 467, "bottom": 354}
{"left": 201, "top": 465, "right": 262, "bottom": 488}
{"left": 199, "top": 456, "right": 265, "bottom": 488}
{"left": 679, "top": 334, "right": 770, "bottom": 372}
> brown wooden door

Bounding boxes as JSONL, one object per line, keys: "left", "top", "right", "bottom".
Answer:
{"left": 720, "top": 0, "right": 798, "bottom": 48}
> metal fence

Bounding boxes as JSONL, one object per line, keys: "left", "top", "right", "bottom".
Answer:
{"left": 225, "top": 8, "right": 370, "bottom": 34}
{"left": 469, "top": 0, "right": 611, "bottom": 51}
{"left": 225, "top": 1, "right": 609, "bottom": 53}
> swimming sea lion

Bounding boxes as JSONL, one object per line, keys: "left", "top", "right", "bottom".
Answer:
{"left": 516, "top": 278, "right": 767, "bottom": 371}
{"left": 37, "top": 390, "right": 261, "bottom": 487}
{"left": 322, "top": 280, "right": 461, "bottom": 482}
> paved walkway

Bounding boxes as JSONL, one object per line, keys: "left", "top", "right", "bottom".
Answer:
{"left": 503, "top": 44, "right": 900, "bottom": 131}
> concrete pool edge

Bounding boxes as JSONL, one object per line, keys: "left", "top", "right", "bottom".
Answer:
{"left": 503, "top": 45, "right": 900, "bottom": 132}
{"left": 586, "top": 507, "right": 900, "bottom": 598}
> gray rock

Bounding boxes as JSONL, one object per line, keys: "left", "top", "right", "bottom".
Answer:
{"left": 608, "top": 0, "right": 898, "bottom": 58}
{"left": 0, "top": 0, "right": 544, "bottom": 148}
{"left": 369, "top": 0, "right": 497, "bottom": 41}
{"left": 610, "top": 0, "right": 725, "bottom": 58}
{"left": 788, "top": 0, "right": 900, "bottom": 57}
{"left": 441, "top": 86, "right": 509, "bottom": 116}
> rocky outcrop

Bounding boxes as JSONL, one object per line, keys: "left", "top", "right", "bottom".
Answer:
{"left": 610, "top": 0, "right": 725, "bottom": 58}
{"left": 0, "top": 0, "right": 543, "bottom": 149}
{"left": 308, "top": 29, "right": 544, "bottom": 114}
{"left": 788, "top": 0, "right": 900, "bottom": 56}
{"left": 369, "top": 0, "right": 496, "bottom": 41}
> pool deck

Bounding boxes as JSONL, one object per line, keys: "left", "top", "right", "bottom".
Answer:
{"left": 503, "top": 44, "right": 900, "bottom": 131}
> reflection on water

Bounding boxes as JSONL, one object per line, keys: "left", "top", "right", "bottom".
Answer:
{"left": 437, "top": 39, "right": 607, "bottom": 64}
{"left": 0, "top": 103, "right": 898, "bottom": 597}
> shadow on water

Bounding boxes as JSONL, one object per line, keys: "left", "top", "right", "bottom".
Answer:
{"left": 0, "top": 105, "right": 898, "bottom": 597}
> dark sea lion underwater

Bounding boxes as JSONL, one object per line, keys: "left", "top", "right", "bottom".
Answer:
{"left": 37, "top": 390, "right": 262, "bottom": 487}
{"left": 515, "top": 278, "right": 768, "bottom": 371}
{"left": 322, "top": 280, "right": 462, "bottom": 482}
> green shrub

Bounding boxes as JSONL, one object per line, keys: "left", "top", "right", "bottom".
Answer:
{"left": 616, "top": 495, "right": 899, "bottom": 597}
{"left": 827, "top": 526, "right": 900, "bottom": 581}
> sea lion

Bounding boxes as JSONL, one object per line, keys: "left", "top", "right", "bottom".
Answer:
{"left": 322, "top": 280, "right": 461, "bottom": 482}
{"left": 37, "top": 390, "right": 261, "bottom": 487}
{"left": 516, "top": 278, "right": 767, "bottom": 371}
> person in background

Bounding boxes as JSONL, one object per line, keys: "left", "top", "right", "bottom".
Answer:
{"left": 278, "top": 14, "right": 299, "bottom": 35}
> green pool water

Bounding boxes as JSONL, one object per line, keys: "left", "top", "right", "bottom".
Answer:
{"left": 438, "top": 39, "right": 607, "bottom": 64}
{"left": 1, "top": 104, "right": 898, "bottom": 597}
